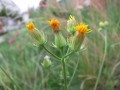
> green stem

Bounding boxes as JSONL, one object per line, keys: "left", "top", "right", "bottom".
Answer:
{"left": 68, "top": 56, "right": 79, "bottom": 87}
{"left": 42, "top": 45, "right": 61, "bottom": 60}
{"left": 63, "top": 51, "right": 74, "bottom": 58}
{"left": 62, "top": 59, "right": 67, "bottom": 90}
{"left": 63, "top": 48, "right": 85, "bottom": 59}
{"left": 94, "top": 31, "right": 107, "bottom": 90}
{"left": 0, "top": 65, "right": 21, "bottom": 90}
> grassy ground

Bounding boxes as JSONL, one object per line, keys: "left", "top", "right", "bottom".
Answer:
{"left": 0, "top": 0, "right": 120, "bottom": 90}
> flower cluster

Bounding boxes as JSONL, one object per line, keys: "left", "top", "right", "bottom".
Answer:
{"left": 26, "top": 16, "right": 92, "bottom": 90}
{"left": 98, "top": 21, "right": 109, "bottom": 31}
{"left": 26, "top": 15, "right": 92, "bottom": 51}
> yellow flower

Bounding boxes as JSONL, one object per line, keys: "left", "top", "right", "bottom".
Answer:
{"left": 69, "top": 15, "right": 75, "bottom": 21}
{"left": 70, "top": 23, "right": 92, "bottom": 51}
{"left": 75, "top": 23, "right": 92, "bottom": 36}
{"left": 67, "top": 15, "right": 76, "bottom": 25}
{"left": 26, "top": 22, "right": 35, "bottom": 30}
{"left": 26, "top": 22, "right": 46, "bottom": 45}
{"left": 49, "top": 18, "right": 60, "bottom": 33}
{"left": 67, "top": 15, "right": 76, "bottom": 35}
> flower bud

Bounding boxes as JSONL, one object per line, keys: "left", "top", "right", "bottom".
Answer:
{"left": 67, "top": 15, "right": 76, "bottom": 35}
{"left": 26, "top": 22, "right": 46, "bottom": 46}
{"left": 99, "top": 21, "right": 109, "bottom": 28}
{"left": 55, "top": 33, "right": 66, "bottom": 48}
{"left": 49, "top": 18, "right": 60, "bottom": 33}
{"left": 42, "top": 55, "right": 52, "bottom": 68}
{"left": 49, "top": 18, "right": 66, "bottom": 48}
{"left": 71, "top": 33, "right": 85, "bottom": 51}
{"left": 104, "top": 21, "right": 109, "bottom": 26}
{"left": 99, "top": 21, "right": 105, "bottom": 27}
{"left": 70, "top": 23, "right": 92, "bottom": 51}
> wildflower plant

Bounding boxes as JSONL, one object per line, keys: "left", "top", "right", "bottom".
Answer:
{"left": 26, "top": 15, "right": 92, "bottom": 90}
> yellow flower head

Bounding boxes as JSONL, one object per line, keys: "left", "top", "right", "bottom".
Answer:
{"left": 67, "top": 15, "right": 76, "bottom": 25}
{"left": 26, "top": 22, "right": 36, "bottom": 31}
{"left": 69, "top": 15, "right": 75, "bottom": 21}
{"left": 75, "top": 23, "right": 92, "bottom": 36}
{"left": 49, "top": 18, "right": 60, "bottom": 33}
{"left": 67, "top": 15, "right": 77, "bottom": 35}
{"left": 26, "top": 22, "right": 46, "bottom": 45}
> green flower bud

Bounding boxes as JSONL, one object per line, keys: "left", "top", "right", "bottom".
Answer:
{"left": 55, "top": 33, "right": 66, "bottom": 48}
{"left": 71, "top": 33, "right": 85, "bottom": 51}
{"left": 29, "top": 30, "right": 46, "bottom": 46}
{"left": 26, "top": 22, "right": 46, "bottom": 46}
{"left": 104, "top": 21, "right": 109, "bottom": 26}
{"left": 42, "top": 55, "right": 52, "bottom": 68}
{"left": 67, "top": 15, "right": 77, "bottom": 35}
{"left": 67, "top": 26, "right": 76, "bottom": 35}
{"left": 99, "top": 21, "right": 105, "bottom": 27}
{"left": 99, "top": 21, "right": 109, "bottom": 28}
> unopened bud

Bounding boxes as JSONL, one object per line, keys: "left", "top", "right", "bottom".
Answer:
{"left": 71, "top": 33, "right": 85, "bottom": 51}
{"left": 104, "top": 21, "right": 109, "bottom": 26}
{"left": 67, "top": 15, "right": 77, "bottom": 35}
{"left": 42, "top": 55, "right": 52, "bottom": 68}
{"left": 99, "top": 21, "right": 109, "bottom": 28}
{"left": 55, "top": 33, "right": 66, "bottom": 48}
{"left": 99, "top": 21, "right": 105, "bottom": 27}
{"left": 26, "top": 22, "right": 46, "bottom": 46}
